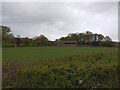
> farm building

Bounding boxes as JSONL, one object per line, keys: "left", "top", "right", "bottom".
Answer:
{"left": 55, "top": 35, "right": 101, "bottom": 47}
{"left": 55, "top": 41, "right": 78, "bottom": 46}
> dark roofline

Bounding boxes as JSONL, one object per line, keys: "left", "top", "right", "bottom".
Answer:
{"left": 55, "top": 40, "right": 78, "bottom": 44}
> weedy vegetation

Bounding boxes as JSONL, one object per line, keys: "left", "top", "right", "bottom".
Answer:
{"left": 2, "top": 46, "right": 119, "bottom": 88}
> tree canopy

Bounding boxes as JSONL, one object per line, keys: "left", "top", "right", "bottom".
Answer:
{"left": 1, "top": 25, "right": 116, "bottom": 47}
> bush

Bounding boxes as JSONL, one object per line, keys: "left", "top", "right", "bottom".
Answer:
{"left": 100, "top": 41, "right": 114, "bottom": 47}
{"left": 2, "top": 44, "right": 16, "bottom": 48}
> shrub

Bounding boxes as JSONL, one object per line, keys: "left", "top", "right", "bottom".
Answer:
{"left": 2, "top": 44, "right": 16, "bottom": 48}
{"left": 100, "top": 41, "right": 114, "bottom": 47}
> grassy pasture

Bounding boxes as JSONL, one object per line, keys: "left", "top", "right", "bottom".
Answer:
{"left": 2, "top": 46, "right": 119, "bottom": 88}
{"left": 2, "top": 46, "right": 118, "bottom": 63}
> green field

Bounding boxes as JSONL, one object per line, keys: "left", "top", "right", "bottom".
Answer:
{"left": 2, "top": 46, "right": 119, "bottom": 88}
{"left": 2, "top": 46, "right": 118, "bottom": 63}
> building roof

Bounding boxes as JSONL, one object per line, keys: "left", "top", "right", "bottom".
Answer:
{"left": 55, "top": 40, "right": 78, "bottom": 44}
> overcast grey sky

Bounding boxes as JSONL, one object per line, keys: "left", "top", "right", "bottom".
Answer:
{"left": 1, "top": 1, "right": 118, "bottom": 41}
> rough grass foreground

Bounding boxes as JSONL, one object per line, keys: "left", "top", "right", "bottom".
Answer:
{"left": 2, "top": 47, "right": 119, "bottom": 88}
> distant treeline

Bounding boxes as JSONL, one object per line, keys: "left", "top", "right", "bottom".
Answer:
{"left": 0, "top": 25, "right": 119, "bottom": 47}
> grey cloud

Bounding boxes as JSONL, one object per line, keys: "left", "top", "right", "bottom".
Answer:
{"left": 2, "top": 2, "right": 118, "bottom": 41}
